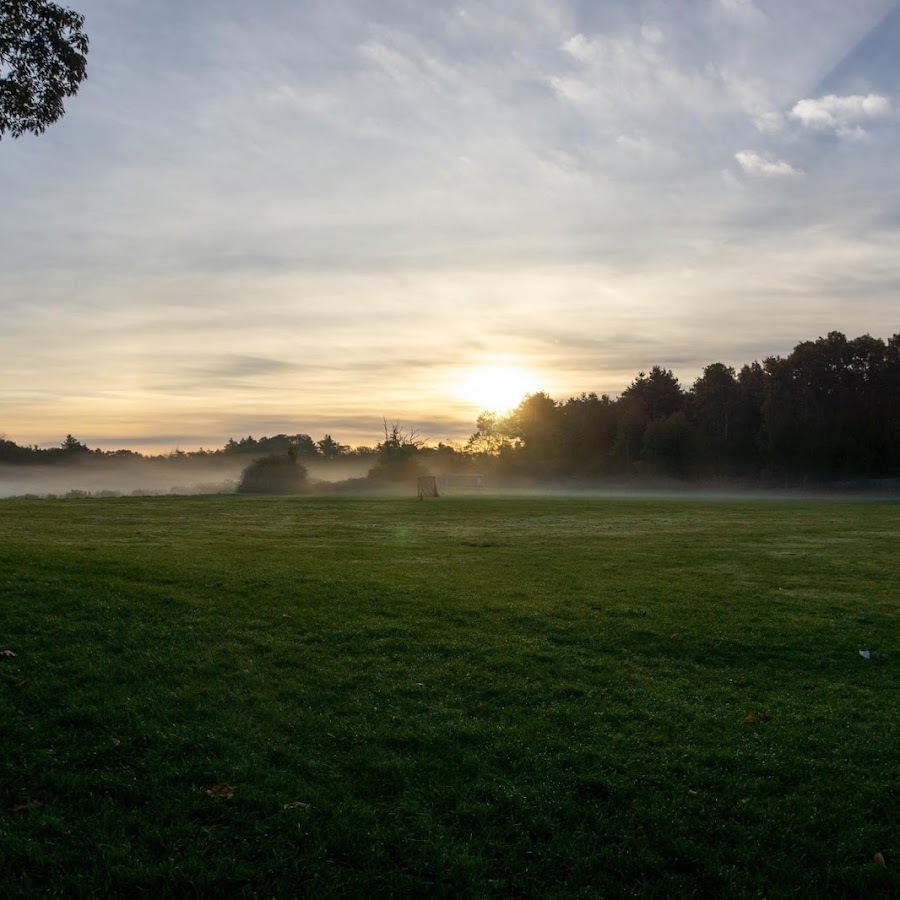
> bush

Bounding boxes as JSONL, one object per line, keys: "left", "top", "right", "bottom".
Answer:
{"left": 237, "top": 454, "right": 309, "bottom": 494}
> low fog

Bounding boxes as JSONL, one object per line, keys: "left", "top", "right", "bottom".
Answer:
{"left": 0, "top": 457, "right": 374, "bottom": 499}
{"left": 4, "top": 459, "right": 886, "bottom": 501}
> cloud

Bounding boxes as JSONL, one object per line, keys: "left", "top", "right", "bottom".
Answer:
{"left": 789, "top": 93, "right": 892, "bottom": 137}
{"left": 717, "top": 0, "right": 768, "bottom": 27}
{"left": 2, "top": 0, "right": 899, "bottom": 450}
{"left": 720, "top": 71, "right": 785, "bottom": 132}
{"left": 734, "top": 150, "right": 803, "bottom": 178}
{"left": 555, "top": 31, "right": 719, "bottom": 120}
{"left": 191, "top": 355, "right": 296, "bottom": 381}
{"left": 640, "top": 23, "right": 665, "bottom": 45}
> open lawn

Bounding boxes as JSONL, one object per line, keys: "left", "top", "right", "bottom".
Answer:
{"left": 0, "top": 495, "right": 898, "bottom": 897}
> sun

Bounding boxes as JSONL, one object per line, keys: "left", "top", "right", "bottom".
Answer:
{"left": 458, "top": 364, "right": 539, "bottom": 413}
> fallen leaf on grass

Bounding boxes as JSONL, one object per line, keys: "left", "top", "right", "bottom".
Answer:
{"left": 873, "top": 852, "right": 886, "bottom": 866}
{"left": 743, "top": 713, "right": 773, "bottom": 724}
{"left": 9, "top": 802, "right": 40, "bottom": 813}
{"left": 205, "top": 784, "right": 234, "bottom": 800}
{"left": 0, "top": 649, "right": 16, "bottom": 658}
{"left": 284, "top": 800, "right": 311, "bottom": 810}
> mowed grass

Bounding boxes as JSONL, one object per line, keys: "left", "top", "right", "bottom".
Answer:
{"left": 0, "top": 495, "right": 897, "bottom": 898}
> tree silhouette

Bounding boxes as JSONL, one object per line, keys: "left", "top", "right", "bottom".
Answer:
{"left": 504, "top": 393, "right": 560, "bottom": 469}
{"left": 1, "top": 0, "right": 88, "bottom": 139}
{"left": 61, "top": 433, "right": 88, "bottom": 453}
{"left": 559, "top": 393, "right": 617, "bottom": 475}
{"left": 317, "top": 434, "right": 349, "bottom": 459}
{"left": 368, "top": 421, "right": 427, "bottom": 482}
{"left": 237, "top": 453, "right": 309, "bottom": 494}
{"left": 691, "top": 363, "right": 741, "bottom": 471}
{"left": 621, "top": 367, "right": 685, "bottom": 420}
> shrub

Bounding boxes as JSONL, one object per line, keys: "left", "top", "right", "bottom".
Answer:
{"left": 237, "top": 454, "right": 308, "bottom": 494}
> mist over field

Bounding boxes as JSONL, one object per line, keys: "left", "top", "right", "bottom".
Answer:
{"left": 0, "top": 463, "right": 234, "bottom": 499}
{"left": 0, "top": 458, "right": 373, "bottom": 499}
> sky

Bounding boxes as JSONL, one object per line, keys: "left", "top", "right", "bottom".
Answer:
{"left": 2, "top": 0, "right": 898, "bottom": 452}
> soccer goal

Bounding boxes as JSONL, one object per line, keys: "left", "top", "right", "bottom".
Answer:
{"left": 417, "top": 475, "right": 439, "bottom": 499}
{"left": 438, "top": 473, "right": 486, "bottom": 494}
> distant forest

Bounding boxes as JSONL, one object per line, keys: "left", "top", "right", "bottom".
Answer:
{"left": 2, "top": 331, "right": 898, "bottom": 486}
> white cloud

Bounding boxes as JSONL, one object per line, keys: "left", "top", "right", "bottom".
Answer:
{"left": 640, "top": 23, "right": 665, "bottom": 45}
{"left": 717, "top": 0, "right": 767, "bottom": 26}
{"left": 554, "top": 30, "right": 723, "bottom": 128}
{"left": 720, "top": 71, "right": 784, "bottom": 132}
{"left": 734, "top": 150, "right": 803, "bottom": 178}
{"left": 561, "top": 32, "right": 594, "bottom": 63}
{"left": 789, "top": 93, "right": 892, "bottom": 137}
{"left": 2, "top": 0, "right": 899, "bottom": 449}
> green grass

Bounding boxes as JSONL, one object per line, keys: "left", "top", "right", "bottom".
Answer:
{"left": 0, "top": 495, "right": 897, "bottom": 897}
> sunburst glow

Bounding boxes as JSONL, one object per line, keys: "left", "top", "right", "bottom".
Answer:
{"left": 458, "top": 364, "right": 539, "bottom": 414}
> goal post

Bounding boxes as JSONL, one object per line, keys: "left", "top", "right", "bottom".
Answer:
{"left": 417, "top": 475, "right": 439, "bottom": 499}
{"left": 438, "top": 473, "right": 486, "bottom": 494}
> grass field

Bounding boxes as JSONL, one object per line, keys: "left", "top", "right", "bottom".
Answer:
{"left": 0, "top": 495, "right": 898, "bottom": 897}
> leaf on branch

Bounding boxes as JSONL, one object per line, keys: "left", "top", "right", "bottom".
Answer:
{"left": 0, "top": 0, "right": 90, "bottom": 139}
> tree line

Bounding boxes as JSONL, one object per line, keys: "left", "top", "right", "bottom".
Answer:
{"left": 2, "top": 332, "right": 898, "bottom": 485}
{"left": 470, "top": 331, "right": 900, "bottom": 483}
{"left": 0, "top": 433, "right": 362, "bottom": 465}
